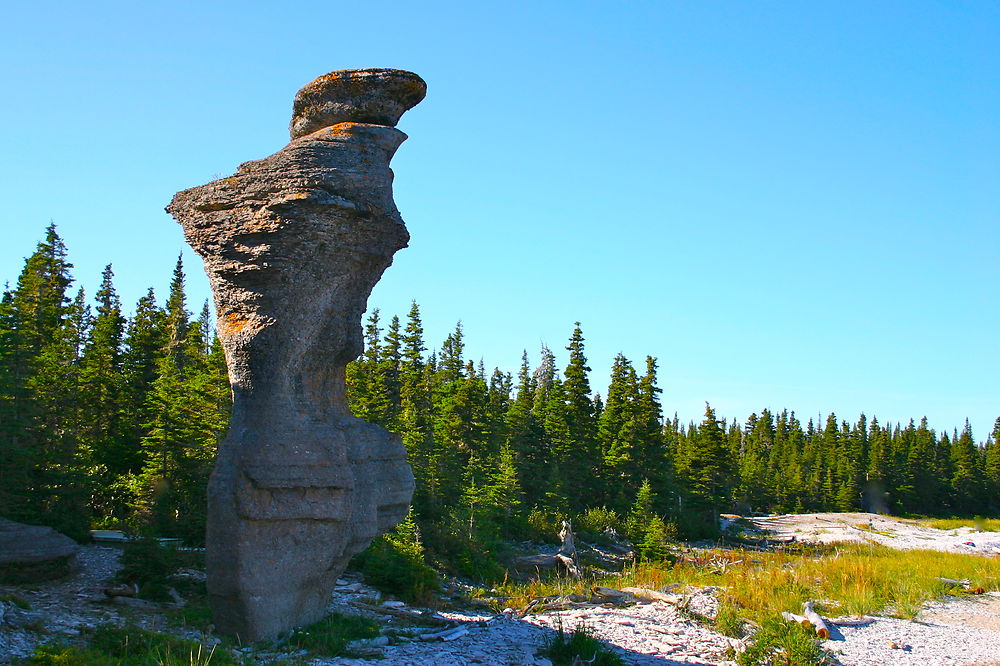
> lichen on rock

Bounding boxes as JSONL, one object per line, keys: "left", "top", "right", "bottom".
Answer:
{"left": 166, "top": 68, "right": 424, "bottom": 642}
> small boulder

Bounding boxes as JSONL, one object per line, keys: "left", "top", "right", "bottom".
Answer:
{"left": 0, "top": 518, "right": 80, "bottom": 583}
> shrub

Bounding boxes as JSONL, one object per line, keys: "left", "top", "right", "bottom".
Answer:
{"left": 673, "top": 508, "right": 721, "bottom": 540}
{"left": 543, "top": 622, "right": 623, "bottom": 666}
{"left": 115, "top": 539, "right": 203, "bottom": 601}
{"left": 737, "top": 617, "right": 828, "bottom": 666}
{"left": 714, "top": 602, "right": 746, "bottom": 638}
{"left": 638, "top": 516, "right": 677, "bottom": 562}
{"left": 0, "top": 593, "right": 31, "bottom": 609}
{"left": 575, "top": 507, "right": 622, "bottom": 540}
{"left": 285, "top": 612, "right": 380, "bottom": 657}
{"left": 526, "top": 507, "right": 563, "bottom": 543}
{"left": 353, "top": 511, "right": 438, "bottom": 602}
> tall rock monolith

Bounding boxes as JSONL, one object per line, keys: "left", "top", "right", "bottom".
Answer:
{"left": 166, "top": 68, "right": 424, "bottom": 642}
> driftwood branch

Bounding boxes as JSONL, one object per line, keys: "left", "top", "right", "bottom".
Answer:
{"left": 802, "top": 601, "right": 830, "bottom": 639}
{"left": 350, "top": 602, "right": 453, "bottom": 626}
{"left": 558, "top": 520, "right": 582, "bottom": 578}
{"left": 829, "top": 616, "right": 875, "bottom": 627}
{"left": 620, "top": 586, "right": 682, "bottom": 603}
{"left": 781, "top": 611, "right": 811, "bottom": 629}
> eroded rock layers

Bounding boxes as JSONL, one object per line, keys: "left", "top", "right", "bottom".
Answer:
{"left": 166, "top": 68, "right": 424, "bottom": 642}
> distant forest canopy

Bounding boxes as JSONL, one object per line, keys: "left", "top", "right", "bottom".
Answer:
{"left": 2, "top": 225, "right": 999, "bottom": 563}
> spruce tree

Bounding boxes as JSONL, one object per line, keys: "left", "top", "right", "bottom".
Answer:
{"left": 676, "top": 403, "right": 733, "bottom": 519}
{"left": 398, "top": 302, "right": 435, "bottom": 515}
{"left": 562, "top": 324, "right": 598, "bottom": 507}
{"left": 984, "top": 418, "right": 1000, "bottom": 512}
{"left": 739, "top": 410, "right": 774, "bottom": 512}
{"left": 0, "top": 225, "right": 91, "bottom": 538}
{"left": 597, "top": 353, "right": 642, "bottom": 509}
{"left": 80, "top": 265, "right": 130, "bottom": 519}
{"left": 636, "top": 356, "right": 669, "bottom": 510}
{"left": 950, "top": 420, "right": 983, "bottom": 515}
{"left": 506, "top": 351, "right": 544, "bottom": 507}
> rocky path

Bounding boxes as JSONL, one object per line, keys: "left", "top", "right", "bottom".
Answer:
{"left": 323, "top": 583, "right": 740, "bottom": 666}
{"left": 1, "top": 546, "right": 124, "bottom": 660}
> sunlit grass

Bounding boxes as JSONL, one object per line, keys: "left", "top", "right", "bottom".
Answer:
{"left": 494, "top": 544, "right": 999, "bottom": 622}
{"left": 914, "top": 517, "right": 1000, "bottom": 532}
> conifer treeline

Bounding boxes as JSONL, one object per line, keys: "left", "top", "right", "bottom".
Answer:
{"left": 0, "top": 225, "right": 229, "bottom": 542}
{"left": 2, "top": 226, "right": 999, "bottom": 555}
{"left": 347, "top": 306, "right": 1000, "bottom": 544}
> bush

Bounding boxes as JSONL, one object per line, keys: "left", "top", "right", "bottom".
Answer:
{"left": 418, "top": 516, "right": 506, "bottom": 583}
{"left": 115, "top": 539, "right": 203, "bottom": 601}
{"left": 353, "top": 512, "right": 438, "bottom": 602}
{"left": 638, "top": 516, "right": 677, "bottom": 562}
{"left": 285, "top": 612, "right": 380, "bottom": 657}
{"left": 526, "top": 507, "right": 563, "bottom": 543}
{"left": 737, "top": 617, "right": 828, "bottom": 666}
{"left": 575, "top": 507, "right": 621, "bottom": 540}
{"left": 0, "top": 594, "right": 30, "bottom": 609}
{"left": 543, "top": 622, "right": 623, "bottom": 666}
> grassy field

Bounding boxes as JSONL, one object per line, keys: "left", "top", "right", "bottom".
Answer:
{"left": 913, "top": 517, "right": 1000, "bottom": 532}
{"left": 493, "top": 543, "right": 1000, "bottom": 623}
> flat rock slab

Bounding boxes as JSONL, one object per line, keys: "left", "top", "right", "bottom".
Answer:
{"left": 0, "top": 518, "right": 79, "bottom": 583}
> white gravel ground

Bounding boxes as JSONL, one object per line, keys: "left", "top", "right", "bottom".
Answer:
{"left": 822, "top": 594, "right": 1000, "bottom": 666}
{"left": 747, "top": 513, "right": 1000, "bottom": 557}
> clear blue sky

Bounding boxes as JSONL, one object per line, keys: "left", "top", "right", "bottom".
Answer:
{"left": 2, "top": 1, "right": 997, "bottom": 439}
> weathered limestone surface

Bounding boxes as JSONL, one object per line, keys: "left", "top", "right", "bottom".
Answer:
{"left": 166, "top": 68, "right": 424, "bottom": 642}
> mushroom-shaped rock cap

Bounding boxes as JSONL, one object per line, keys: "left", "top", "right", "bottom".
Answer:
{"left": 290, "top": 68, "right": 426, "bottom": 139}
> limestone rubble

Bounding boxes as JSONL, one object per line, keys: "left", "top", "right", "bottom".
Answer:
{"left": 166, "top": 68, "right": 424, "bottom": 641}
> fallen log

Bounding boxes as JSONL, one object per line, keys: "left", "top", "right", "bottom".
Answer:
{"left": 829, "top": 616, "right": 875, "bottom": 627}
{"left": 592, "top": 586, "right": 632, "bottom": 599}
{"left": 802, "top": 601, "right": 830, "bottom": 639}
{"left": 420, "top": 626, "right": 469, "bottom": 642}
{"left": 513, "top": 554, "right": 561, "bottom": 569}
{"left": 780, "top": 611, "right": 811, "bottom": 629}
{"left": 937, "top": 577, "right": 971, "bottom": 589}
{"left": 555, "top": 553, "right": 582, "bottom": 578}
{"left": 620, "top": 586, "right": 681, "bottom": 603}
{"left": 350, "top": 601, "right": 452, "bottom": 626}
{"left": 103, "top": 583, "right": 139, "bottom": 597}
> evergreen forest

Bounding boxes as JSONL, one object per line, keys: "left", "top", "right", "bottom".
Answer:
{"left": 3, "top": 226, "right": 999, "bottom": 579}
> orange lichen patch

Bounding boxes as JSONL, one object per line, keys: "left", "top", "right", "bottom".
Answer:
{"left": 218, "top": 311, "right": 255, "bottom": 336}
{"left": 305, "top": 70, "right": 350, "bottom": 88}
{"left": 325, "top": 122, "right": 363, "bottom": 137}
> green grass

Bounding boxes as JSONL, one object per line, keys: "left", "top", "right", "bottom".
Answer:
{"left": 495, "top": 543, "right": 998, "bottom": 622}
{"left": 167, "top": 600, "right": 214, "bottom": 632}
{"left": 714, "top": 601, "right": 747, "bottom": 637}
{"left": 282, "top": 611, "right": 381, "bottom": 657}
{"left": 915, "top": 517, "right": 1000, "bottom": 532}
{"left": 542, "top": 622, "right": 623, "bottom": 666}
{"left": 22, "top": 623, "right": 238, "bottom": 665}
{"left": 0, "top": 593, "right": 31, "bottom": 609}
{"left": 737, "top": 617, "right": 830, "bottom": 666}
